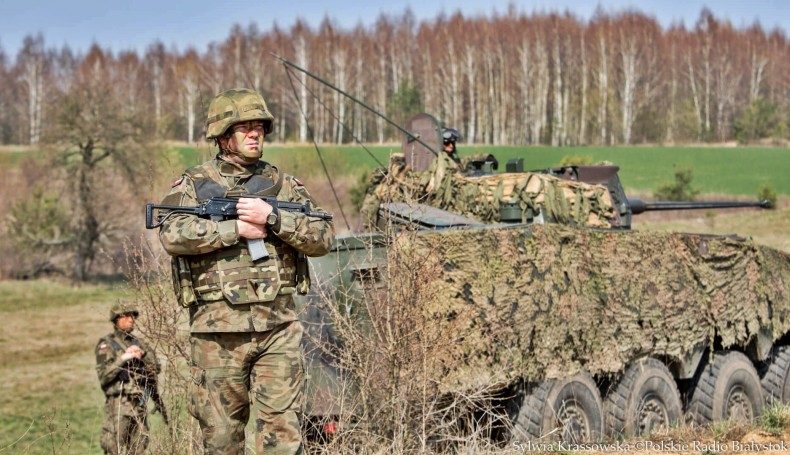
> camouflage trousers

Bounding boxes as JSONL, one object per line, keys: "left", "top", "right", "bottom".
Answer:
{"left": 188, "top": 321, "right": 305, "bottom": 455}
{"left": 100, "top": 393, "right": 148, "bottom": 455}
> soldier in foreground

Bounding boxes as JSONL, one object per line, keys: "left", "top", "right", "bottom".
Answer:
{"left": 95, "top": 301, "right": 161, "bottom": 455}
{"left": 157, "top": 88, "right": 334, "bottom": 454}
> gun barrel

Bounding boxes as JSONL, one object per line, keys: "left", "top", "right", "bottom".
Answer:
{"left": 628, "top": 198, "right": 772, "bottom": 215}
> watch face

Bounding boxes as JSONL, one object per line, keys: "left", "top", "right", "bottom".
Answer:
{"left": 267, "top": 213, "right": 278, "bottom": 225}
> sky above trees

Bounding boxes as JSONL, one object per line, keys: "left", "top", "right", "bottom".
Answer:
{"left": 1, "top": 0, "right": 788, "bottom": 57}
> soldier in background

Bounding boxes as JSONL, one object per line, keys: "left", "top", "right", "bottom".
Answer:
{"left": 95, "top": 301, "right": 160, "bottom": 455}
{"left": 441, "top": 127, "right": 462, "bottom": 165}
{"left": 157, "top": 88, "right": 334, "bottom": 454}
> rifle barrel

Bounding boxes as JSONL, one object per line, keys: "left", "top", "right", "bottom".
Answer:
{"left": 627, "top": 198, "right": 772, "bottom": 215}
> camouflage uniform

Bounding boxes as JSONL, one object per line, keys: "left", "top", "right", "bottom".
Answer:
{"left": 95, "top": 321, "right": 160, "bottom": 454}
{"left": 159, "top": 156, "right": 334, "bottom": 454}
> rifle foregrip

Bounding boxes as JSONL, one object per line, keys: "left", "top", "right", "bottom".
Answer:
{"left": 145, "top": 204, "right": 155, "bottom": 229}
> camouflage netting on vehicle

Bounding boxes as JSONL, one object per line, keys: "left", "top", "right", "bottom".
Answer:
{"left": 384, "top": 224, "right": 790, "bottom": 394}
{"left": 360, "top": 154, "right": 617, "bottom": 228}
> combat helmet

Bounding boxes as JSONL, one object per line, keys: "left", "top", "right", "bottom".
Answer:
{"left": 442, "top": 127, "right": 461, "bottom": 145}
{"left": 206, "top": 88, "right": 275, "bottom": 140}
{"left": 109, "top": 301, "right": 140, "bottom": 322}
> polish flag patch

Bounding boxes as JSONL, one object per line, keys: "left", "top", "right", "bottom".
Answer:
{"left": 171, "top": 177, "right": 184, "bottom": 188}
{"left": 293, "top": 177, "right": 303, "bottom": 186}
{"left": 99, "top": 343, "right": 108, "bottom": 351}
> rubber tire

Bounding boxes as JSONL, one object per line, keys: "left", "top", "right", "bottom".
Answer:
{"left": 760, "top": 345, "right": 790, "bottom": 405}
{"left": 510, "top": 373, "right": 603, "bottom": 443}
{"left": 604, "top": 358, "right": 682, "bottom": 437}
{"left": 686, "top": 351, "right": 764, "bottom": 424}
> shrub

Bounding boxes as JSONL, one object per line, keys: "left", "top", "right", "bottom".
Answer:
{"left": 758, "top": 183, "right": 778, "bottom": 209}
{"left": 654, "top": 166, "right": 699, "bottom": 201}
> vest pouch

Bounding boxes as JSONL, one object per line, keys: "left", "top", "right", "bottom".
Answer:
{"left": 171, "top": 256, "right": 198, "bottom": 308}
{"left": 296, "top": 253, "right": 311, "bottom": 295}
{"left": 216, "top": 250, "right": 282, "bottom": 305}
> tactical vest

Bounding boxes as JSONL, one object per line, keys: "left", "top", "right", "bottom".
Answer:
{"left": 101, "top": 333, "right": 147, "bottom": 397}
{"left": 179, "top": 161, "right": 298, "bottom": 305}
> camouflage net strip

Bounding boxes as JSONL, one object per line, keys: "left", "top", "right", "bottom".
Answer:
{"left": 361, "top": 154, "right": 617, "bottom": 228}
{"left": 386, "top": 224, "right": 790, "bottom": 394}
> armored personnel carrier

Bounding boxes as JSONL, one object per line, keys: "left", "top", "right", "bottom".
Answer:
{"left": 297, "top": 113, "right": 789, "bottom": 443}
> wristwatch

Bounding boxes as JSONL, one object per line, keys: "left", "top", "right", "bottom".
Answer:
{"left": 266, "top": 207, "right": 279, "bottom": 226}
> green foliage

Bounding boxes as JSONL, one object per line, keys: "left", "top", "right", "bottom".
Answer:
{"left": 5, "top": 188, "right": 73, "bottom": 277}
{"left": 349, "top": 170, "right": 371, "bottom": 214}
{"left": 734, "top": 98, "right": 786, "bottom": 144}
{"left": 7, "top": 188, "right": 73, "bottom": 251}
{"left": 558, "top": 154, "right": 594, "bottom": 166}
{"left": 654, "top": 166, "right": 700, "bottom": 201}
{"left": 758, "top": 183, "right": 778, "bottom": 209}
{"left": 760, "top": 401, "right": 790, "bottom": 436}
{"left": 388, "top": 81, "right": 423, "bottom": 125}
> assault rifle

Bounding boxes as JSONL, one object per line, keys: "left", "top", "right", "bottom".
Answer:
{"left": 146, "top": 195, "right": 333, "bottom": 261}
{"left": 144, "top": 377, "right": 170, "bottom": 425}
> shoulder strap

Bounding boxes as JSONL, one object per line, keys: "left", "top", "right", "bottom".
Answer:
{"left": 245, "top": 165, "right": 282, "bottom": 196}
{"left": 186, "top": 163, "right": 228, "bottom": 201}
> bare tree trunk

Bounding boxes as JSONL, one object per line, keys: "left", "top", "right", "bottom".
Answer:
{"left": 518, "top": 39, "right": 533, "bottom": 144}
{"left": 598, "top": 34, "right": 609, "bottom": 145}
{"left": 750, "top": 51, "right": 767, "bottom": 102}
{"left": 74, "top": 140, "right": 99, "bottom": 281}
{"left": 464, "top": 44, "right": 477, "bottom": 144}
{"left": 687, "top": 55, "right": 703, "bottom": 140}
{"left": 703, "top": 36, "right": 712, "bottom": 135}
{"left": 183, "top": 74, "right": 197, "bottom": 144}
{"left": 666, "top": 41, "right": 677, "bottom": 143}
{"left": 579, "top": 34, "right": 588, "bottom": 145}
{"left": 620, "top": 38, "right": 637, "bottom": 145}
{"left": 295, "top": 35, "right": 309, "bottom": 142}
{"left": 333, "top": 49, "right": 347, "bottom": 144}
{"left": 551, "top": 32, "right": 564, "bottom": 146}
{"left": 19, "top": 36, "right": 46, "bottom": 145}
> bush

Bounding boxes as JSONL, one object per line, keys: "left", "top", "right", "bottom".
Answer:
{"left": 5, "top": 187, "right": 73, "bottom": 278}
{"left": 654, "top": 167, "right": 699, "bottom": 201}
{"left": 758, "top": 183, "right": 778, "bottom": 209}
{"left": 558, "top": 155, "right": 594, "bottom": 166}
{"left": 734, "top": 98, "right": 785, "bottom": 144}
{"left": 349, "top": 170, "right": 371, "bottom": 214}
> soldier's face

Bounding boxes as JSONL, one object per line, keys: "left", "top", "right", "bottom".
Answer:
{"left": 116, "top": 313, "right": 136, "bottom": 332}
{"left": 221, "top": 121, "right": 265, "bottom": 161}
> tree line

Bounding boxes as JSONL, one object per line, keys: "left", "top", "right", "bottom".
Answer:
{"left": 2, "top": 6, "right": 790, "bottom": 149}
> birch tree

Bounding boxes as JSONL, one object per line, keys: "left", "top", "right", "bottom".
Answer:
{"left": 17, "top": 34, "right": 48, "bottom": 145}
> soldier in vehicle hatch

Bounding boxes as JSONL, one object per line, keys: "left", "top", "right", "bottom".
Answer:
{"left": 95, "top": 301, "right": 160, "bottom": 455}
{"left": 156, "top": 88, "right": 334, "bottom": 454}
{"left": 441, "top": 127, "right": 462, "bottom": 165}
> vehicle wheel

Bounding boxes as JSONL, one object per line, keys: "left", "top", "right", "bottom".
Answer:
{"left": 686, "top": 351, "right": 763, "bottom": 424}
{"left": 760, "top": 345, "right": 790, "bottom": 405}
{"left": 604, "top": 358, "right": 682, "bottom": 437}
{"left": 509, "top": 373, "right": 603, "bottom": 443}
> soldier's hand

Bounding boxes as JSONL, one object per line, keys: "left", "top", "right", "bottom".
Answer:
{"left": 121, "top": 345, "right": 144, "bottom": 361}
{"left": 237, "top": 197, "right": 272, "bottom": 225}
{"left": 237, "top": 220, "right": 268, "bottom": 240}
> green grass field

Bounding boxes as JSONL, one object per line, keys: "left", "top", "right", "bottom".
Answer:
{"left": 0, "top": 280, "right": 122, "bottom": 454}
{"left": 165, "top": 143, "right": 790, "bottom": 197}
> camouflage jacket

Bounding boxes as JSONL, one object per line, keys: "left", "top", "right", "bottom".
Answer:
{"left": 95, "top": 329, "right": 160, "bottom": 397}
{"left": 158, "top": 156, "right": 334, "bottom": 333}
